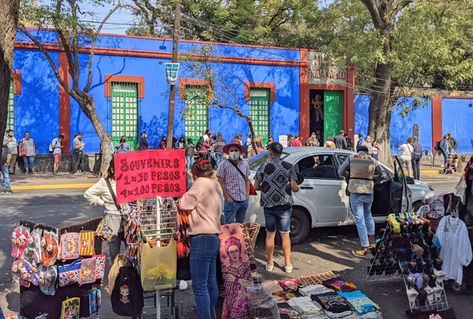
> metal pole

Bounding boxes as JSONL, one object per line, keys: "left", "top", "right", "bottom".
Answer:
{"left": 166, "top": 4, "right": 181, "bottom": 149}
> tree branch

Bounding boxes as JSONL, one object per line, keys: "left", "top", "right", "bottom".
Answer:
{"left": 84, "top": 3, "right": 122, "bottom": 92}
{"left": 360, "top": 0, "right": 383, "bottom": 29}
{"left": 18, "top": 24, "right": 76, "bottom": 98}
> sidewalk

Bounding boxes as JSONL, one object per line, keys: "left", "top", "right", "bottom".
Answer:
{"left": 9, "top": 172, "right": 98, "bottom": 191}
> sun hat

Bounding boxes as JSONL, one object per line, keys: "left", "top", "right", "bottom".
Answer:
{"left": 223, "top": 140, "right": 246, "bottom": 154}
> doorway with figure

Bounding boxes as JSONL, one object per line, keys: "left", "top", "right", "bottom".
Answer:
{"left": 309, "top": 89, "right": 344, "bottom": 145}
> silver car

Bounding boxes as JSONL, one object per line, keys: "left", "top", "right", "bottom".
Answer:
{"left": 246, "top": 147, "right": 435, "bottom": 244}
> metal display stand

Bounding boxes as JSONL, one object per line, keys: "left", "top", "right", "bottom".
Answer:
{"left": 366, "top": 224, "right": 403, "bottom": 282}
{"left": 138, "top": 197, "right": 179, "bottom": 319}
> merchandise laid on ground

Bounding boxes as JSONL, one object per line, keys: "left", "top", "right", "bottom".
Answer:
{"left": 366, "top": 193, "right": 473, "bottom": 319}
{"left": 257, "top": 271, "right": 382, "bottom": 319}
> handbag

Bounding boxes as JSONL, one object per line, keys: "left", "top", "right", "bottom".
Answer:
{"left": 20, "top": 148, "right": 27, "bottom": 157}
{"left": 78, "top": 256, "right": 97, "bottom": 285}
{"left": 95, "top": 219, "right": 113, "bottom": 241}
{"left": 228, "top": 160, "right": 257, "bottom": 196}
{"left": 58, "top": 260, "right": 81, "bottom": 287}
{"left": 176, "top": 208, "right": 191, "bottom": 281}
{"left": 95, "top": 254, "right": 106, "bottom": 281}
{"left": 140, "top": 237, "right": 177, "bottom": 291}
{"left": 60, "top": 297, "right": 80, "bottom": 319}
{"left": 59, "top": 232, "right": 80, "bottom": 261}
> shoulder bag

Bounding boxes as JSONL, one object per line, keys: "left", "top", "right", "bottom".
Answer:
{"left": 228, "top": 160, "right": 257, "bottom": 196}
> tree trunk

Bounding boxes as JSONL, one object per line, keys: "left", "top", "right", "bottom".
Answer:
{"left": 0, "top": 0, "right": 20, "bottom": 158}
{"left": 367, "top": 62, "right": 393, "bottom": 165}
{"left": 84, "top": 99, "right": 112, "bottom": 176}
{"left": 247, "top": 118, "right": 259, "bottom": 155}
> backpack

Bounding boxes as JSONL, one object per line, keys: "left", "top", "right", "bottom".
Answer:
{"left": 49, "top": 138, "right": 58, "bottom": 153}
{"left": 434, "top": 140, "right": 441, "bottom": 151}
{"left": 111, "top": 264, "right": 144, "bottom": 316}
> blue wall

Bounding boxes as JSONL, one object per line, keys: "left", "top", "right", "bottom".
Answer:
{"left": 354, "top": 94, "right": 433, "bottom": 153}
{"left": 442, "top": 98, "right": 473, "bottom": 153}
{"left": 13, "top": 49, "right": 60, "bottom": 154}
{"left": 66, "top": 35, "right": 300, "bottom": 152}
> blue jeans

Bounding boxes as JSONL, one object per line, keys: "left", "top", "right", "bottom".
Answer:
{"left": 1, "top": 165, "right": 11, "bottom": 190}
{"left": 264, "top": 206, "right": 292, "bottom": 233}
{"left": 223, "top": 199, "right": 248, "bottom": 224}
{"left": 213, "top": 153, "right": 224, "bottom": 168}
{"left": 349, "top": 193, "right": 375, "bottom": 248}
{"left": 186, "top": 155, "right": 195, "bottom": 170}
{"left": 23, "top": 156, "right": 35, "bottom": 170}
{"left": 440, "top": 149, "right": 448, "bottom": 164}
{"left": 190, "top": 234, "right": 220, "bottom": 319}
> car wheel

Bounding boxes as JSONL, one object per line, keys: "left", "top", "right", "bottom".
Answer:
{"left": 290, "top": 207, "right": 310, "bottom": 245}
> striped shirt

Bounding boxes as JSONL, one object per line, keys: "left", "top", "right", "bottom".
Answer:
{"left": 217, "top": 159, "right": 249, "bottom": 201}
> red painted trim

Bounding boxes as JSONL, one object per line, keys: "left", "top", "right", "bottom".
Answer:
{"left": 431, "top": 96, "right": 443, "bottom": 150}
{"left": 178, "top": 78, "right": 214, "bottom": 99}
{"left": 244, "top": 82, "right": 276, "bottom": 101}
{"left": 11, "top": 71, "right": 22, "bottom": 95}
{"left": 14, "top": 42, "right": 301, "bottom": 68}
{"left": 21, "top": 26, "right": 306, "bottom": 52}
{"left": 299, "top": 49, "right": 310, "bottom": 141}
{"left": 104, "top": 74, "right": 145, "bottom": 99}
{"left": 59, "top": 52, "right": 71, "bottom": 154}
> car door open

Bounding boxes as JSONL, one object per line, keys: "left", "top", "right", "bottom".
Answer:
{"left": 372, "top": 156, "right": 409, "bottom": 216}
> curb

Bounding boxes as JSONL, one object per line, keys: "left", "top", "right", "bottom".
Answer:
{"left": 11, "top": 183, "right": 94, "bottom": 191}
{"left": 420, "top": 169, "right": 442, "bottom": 175}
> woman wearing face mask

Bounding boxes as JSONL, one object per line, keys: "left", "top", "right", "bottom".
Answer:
{"left": 216, "top": 140, "right": 250, "bottom": 224}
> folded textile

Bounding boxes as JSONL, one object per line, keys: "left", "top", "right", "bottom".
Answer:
{"left": 338, "top": 291, "right": 380, "bottom": 315}
{"left": 300, "top": 272, "right": 337, "bottom": 287}
{"left": 300, "top": 284, "right": 334, "bottom": 296}
{"left": 287, "top": 296, "right": 322, "bottom": 315}
{"left": 322, "top": 278, "right": 357, "bottom": 292}
{"left": 312, "top": 292, "right": 352, "bottom": 314}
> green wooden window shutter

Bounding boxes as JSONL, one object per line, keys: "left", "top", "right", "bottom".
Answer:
{"left": 7, "top": 80, "right": 14, "bottom": 131}
{"left": 323, "top": 90, "right": 343, "bottom": 140}
{"left": 111, "top": 82, "right": 139, "bottom": 150}
{"left": 184, "top": 85, "right": 208, "bottom": 144}
{"left": 250, "top": 88, "right": 270, "bottom": 143}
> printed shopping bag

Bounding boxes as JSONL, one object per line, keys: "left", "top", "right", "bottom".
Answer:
{"left": 58, "top": 260, "right": 81, "bottom": 287}
{"left": 23, "top": 228, "right": 42, "bottom": 265}
{"left": 38, "top": 265, "right": 58, "bottom": 296}
{"left": 41, "top": 231, "right": 59, "bottom": 266}
{"left": 140, "top": 237, "right": 177, "bottom": 291}
{"left": 11, "top": 259, "right": 40, "bottom": 287}
{"left": 60, "top": 297, "right": 80, "bottom": 319}
{"left": 82, "top": 288, "right": 101, "bottom": 316}
{"left": 107, "top": 255, "right": 127, "bottom": 294}
{"left": 59, "top": 232, "right": 80, "bottom": 261}
{"left": 95, "top": 254, "right": 106, "bottom": 281}
{"left": 11, "top": 226, "right": 30, "bottom": 259}
{"left": 79, "top": 231, "right": 95, "bottom": 256}
{"left": 78, "top": 257, "right": 96, "bottom": 285}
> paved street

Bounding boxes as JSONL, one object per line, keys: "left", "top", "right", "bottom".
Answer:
{"left": 1, "top": 173, "right": 471, "bottom": 318}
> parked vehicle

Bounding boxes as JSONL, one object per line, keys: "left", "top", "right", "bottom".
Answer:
{"left": 247, "top": 147, "right": 435, "bottom": 244}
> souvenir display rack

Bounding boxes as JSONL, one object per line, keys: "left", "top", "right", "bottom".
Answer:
{"left": 17, "top": 218, "right": 103, "bottom": 319}
{"left": 137, "top": 197, "right": 179, "bottom": 319}
{"left": 367, "top": 212, "right": 450, "bottom": 315}
{"left": 366, "top": 224, "right": 403, "bottom": 282}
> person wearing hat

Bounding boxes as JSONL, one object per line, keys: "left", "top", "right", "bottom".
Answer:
{"left": 217, "top": 140, "right": 250, "bottom": 224}
{"left": 334, "top": 129, "right": 348, "bottom": 150}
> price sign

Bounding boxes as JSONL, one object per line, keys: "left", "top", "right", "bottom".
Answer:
{"left": 115, "top": 150, "right": 186, "bottom": 203}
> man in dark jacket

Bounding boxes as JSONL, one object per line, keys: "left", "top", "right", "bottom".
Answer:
{"left": 334, "top": 130, "right": 348, "bottom": 149}
{"left": 411, "top": 136, "right": 423, "bottom": 180}
{"left": 138, "top": 131, "right": 149, "bottom": 150}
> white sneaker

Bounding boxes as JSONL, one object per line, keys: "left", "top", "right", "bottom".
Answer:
{"left": 178, "top": 280, "right": 188, "bottom": 290}
{"left": 265, "top": 262, "right": 274, "bottom": 272}
{"left": 284, "top": 264, "right": 293, "bottom": 273}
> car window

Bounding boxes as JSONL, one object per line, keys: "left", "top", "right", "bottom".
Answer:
{"left": 248, "top": 151, "right": 289, "bottom": 171}
{"left": 297, "top": 155, "right": 339, "bottom": 179}
{"left": 336, "top": 154, "right": 349, "bottom": 166}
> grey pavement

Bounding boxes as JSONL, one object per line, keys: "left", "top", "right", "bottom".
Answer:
{"left": 1, "top": 176, "right": 471, "bottom": 318}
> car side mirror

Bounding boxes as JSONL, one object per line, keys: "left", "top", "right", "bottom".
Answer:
{"left": 296, "top": 173, "right": 305, "bottom": 185}
{"left": 406, "top": 176, "right": 415, "bottom": 185}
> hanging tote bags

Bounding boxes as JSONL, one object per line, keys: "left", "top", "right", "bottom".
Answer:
{"left": 140, "top": 237, "right": 177, "bottom": 291}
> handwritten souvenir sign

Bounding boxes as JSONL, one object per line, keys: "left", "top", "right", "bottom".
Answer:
{"left": 115, "top": 150, "right": 186, "bottom": 203}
